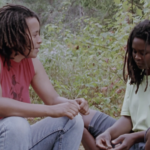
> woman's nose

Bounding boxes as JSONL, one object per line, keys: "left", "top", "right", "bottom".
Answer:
{"left": 38, "top": 35, "right": 42, "bottom": 44}
{"left": 135, "top": 53, "right": 141, "bottom": 60}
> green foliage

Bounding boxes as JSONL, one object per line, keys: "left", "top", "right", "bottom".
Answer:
{"left": 0, "top": 0, "right": 11, "bottom": 7}
{"left": 76, "top": 0, "right": 116, "bottom": 14}
{"left": 29, "top": 0, "right": 150, "bottom": 118}
{"left": 38, "top": 19, "right": 127, "bottom": 117}
{"left": 2, "top": 0, "right": 118, "bottom": 32}
{"left": 1, "top": 0, "right": 150, "bottom": 118}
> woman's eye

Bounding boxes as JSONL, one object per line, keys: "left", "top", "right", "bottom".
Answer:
{"left": 133, "top": 50, "right": 136, "bottom": 53}
{"left": 33, "top": 34, "right": 37, "bottom": 37}
{"left": 141, "top": 52, "right": 148, "bottom": 56}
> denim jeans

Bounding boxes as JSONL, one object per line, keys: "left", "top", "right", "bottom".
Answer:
{"left": 0, "top": 114, "right": 84, "bottom": 150}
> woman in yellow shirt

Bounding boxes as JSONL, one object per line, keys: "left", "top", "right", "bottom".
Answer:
{"left": 82, "top": 20, "right": 150, "bottom": 150}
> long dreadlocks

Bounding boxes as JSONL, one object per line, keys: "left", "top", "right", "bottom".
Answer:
{"left": 0, "top": 4, "right": 40, "bottom": 69}
{"left": 123, "top": 20, "right": 150, "bottom": 93}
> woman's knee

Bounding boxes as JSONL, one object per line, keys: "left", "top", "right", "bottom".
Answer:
{"left": 1, "top": 117, "right": 31, "bottom": 140}
{"left": 70, "top": 114, "right": 84, "bottom": 133}
{"left": 0, "top": 117, "right": 31, "bottom": 149}
{"left": 67, "top": 114, "right": 84, "bottom": 138}
{"left": 82, "top": 109, "right": 98, "bottom": 129}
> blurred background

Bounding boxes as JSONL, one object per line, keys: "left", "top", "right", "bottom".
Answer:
{"left": 0, "top": 0, "right": 149, "bottom": 118}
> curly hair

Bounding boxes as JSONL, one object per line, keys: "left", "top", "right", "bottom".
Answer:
{"left": 123, "top": 20, "right": 150, "bottom": 93}
{"left": 0, "top": 4, "right": 40, "bottom": 69}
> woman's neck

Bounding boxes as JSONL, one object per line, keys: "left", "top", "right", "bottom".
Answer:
{"left": 11, "top": 51, "right": 25, "bottom": 62}
{"left": 145, "top": 69, "right": 150, "bottom": 75}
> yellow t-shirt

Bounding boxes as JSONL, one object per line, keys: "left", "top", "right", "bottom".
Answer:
{"left": 121, "top": 76, "right": 150, "bottom": 132}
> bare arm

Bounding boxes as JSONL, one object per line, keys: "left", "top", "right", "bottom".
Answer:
{"left": 96, "top": 116, "right": 132, "bottom": 149}
{"left": 31, "top": 58, "right": 70, "bottom": 105}
{"left": 31, "top": 58, "right": 89, "bottom": 114}
{"left": 0, "top": 84, "right": 59, "bottom": 118}
{"left": 0, "top": 59, "right": 50, "bottom": 118}
{"left": 0, "top": 82, "right": 79, "bottom": 119}
{"left": 108, "top": 116, "right": 144, "bottom": 143}
{"left": 107, "top": 116, "right": 132, "bottom": 139}
{"left": 111, "top": 128, "right": 145, "bottom": 150}
{"left": 96, "top": 116, "right": 145, "bottom": 150}
{"left": 0, "top": 93, "right": 80, "bottom": 119}
{"left": 145, "top": 129, "right": 150, "bottom": 150}
{"left": 0, "top": 96, "right": 49, "bottom": 117}
{"left": 0, "top": 59, "right": 80, "bottom": 119}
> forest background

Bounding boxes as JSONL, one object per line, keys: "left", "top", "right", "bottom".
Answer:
{"left": 1, "top": 0, "right": 150, "bottom": 149}
{"left": 0, "top": 0, "right": 150, "bottom": 121}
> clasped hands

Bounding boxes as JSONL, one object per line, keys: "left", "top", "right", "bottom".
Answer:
{"left": 54, "top": 98, "right": 89, "bottom": 119}
{"left": 96, "top": 132, "right": 135, "bottom": 150}
{"left": 75, "top": 98, "right": 90, "bottom": 115}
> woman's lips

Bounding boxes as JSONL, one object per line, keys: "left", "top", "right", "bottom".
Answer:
{"left": 35, "top": 48, "right": 39, "bottom": 52}
{"left": 136, "top": 62, "right": 144, "bottom": 68}
{"left": 136, "top": 63, "right": 143, "bottom": 66}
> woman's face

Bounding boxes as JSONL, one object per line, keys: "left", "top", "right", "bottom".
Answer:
{"left": 132, "top": 37, "right": 150, "bottom": 72}
{"left": 25, "top": 17, "right": 42, "bottom": 58}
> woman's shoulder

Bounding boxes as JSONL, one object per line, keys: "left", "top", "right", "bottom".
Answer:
{"left": 31, "top": 57, "right": 40, "bottom": 64}
{"left": 125, "top": 79, "right": 136, "bottom": 96}
{"left": 0, "top": 58, "right": 1, "bottom": 73}
{"left": 31, "top": 58, "right": 44, "bottom": 75}
{"left": 0, "top": 56, "right": 3, "bottom": 75}
{"left": 0, "top": 56, "right": 3, "bottom": 85}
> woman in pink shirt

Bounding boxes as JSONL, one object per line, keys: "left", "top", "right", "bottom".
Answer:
{"left": 0, "top": 4, "right": 89, "bottom": 150}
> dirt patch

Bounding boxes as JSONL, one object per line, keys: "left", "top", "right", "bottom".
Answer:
{"left": 79, "top": 144, "right": 84, "bottom": 150}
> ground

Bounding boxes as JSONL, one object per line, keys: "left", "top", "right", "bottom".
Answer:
{"left": 79, "top": 144, "right": 84, "bottom": 150}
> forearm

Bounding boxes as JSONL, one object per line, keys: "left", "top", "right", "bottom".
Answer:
{"left": 82, "top": 128, "right": 100, "bottom": 150}
{"left": 131, "top": 131, "right": 145, "bottom": 143}
{"left": 0, "top": 97, "right": 52, "bottom": 118}
{"left": 51, "top": 96, "right": 70, "bottom": 105}
{"left": 145, "top": 129, "right": 150, "bottom": 150}
{"left": 107, "top": 116, "right": 132, "bottom": 139}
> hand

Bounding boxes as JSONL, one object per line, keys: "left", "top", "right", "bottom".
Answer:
{"left": 96, "top": 131, "right": 112, "bottom": 150}
{"left": 112, "top": 133, "right": 135, "bottom": 150}
{"left": 52, "top": 101, "right": 80, "bottom": 119}
{"left": 75, "top": 98, "right": 89, "bottom": 115}
{"left": 145, "top": 129, "right": 150, "bottom": 150}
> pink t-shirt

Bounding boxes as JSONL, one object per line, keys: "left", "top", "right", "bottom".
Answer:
{"left": 0, "top": 56, "right": 35, "bottom": 104}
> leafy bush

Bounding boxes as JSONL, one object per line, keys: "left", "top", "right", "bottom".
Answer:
{"left": 30, "top": 0, "right": 150, "bottom": 118}
{"left": 0, "top": 0, "right": 146, "bottom": 118}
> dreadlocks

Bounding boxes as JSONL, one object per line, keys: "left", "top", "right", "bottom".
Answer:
{"left": 123, "top": 20, "right": 150, "bottom": 93}
{"left": 0, "top": 4, "right": 40, "bottom": 69}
